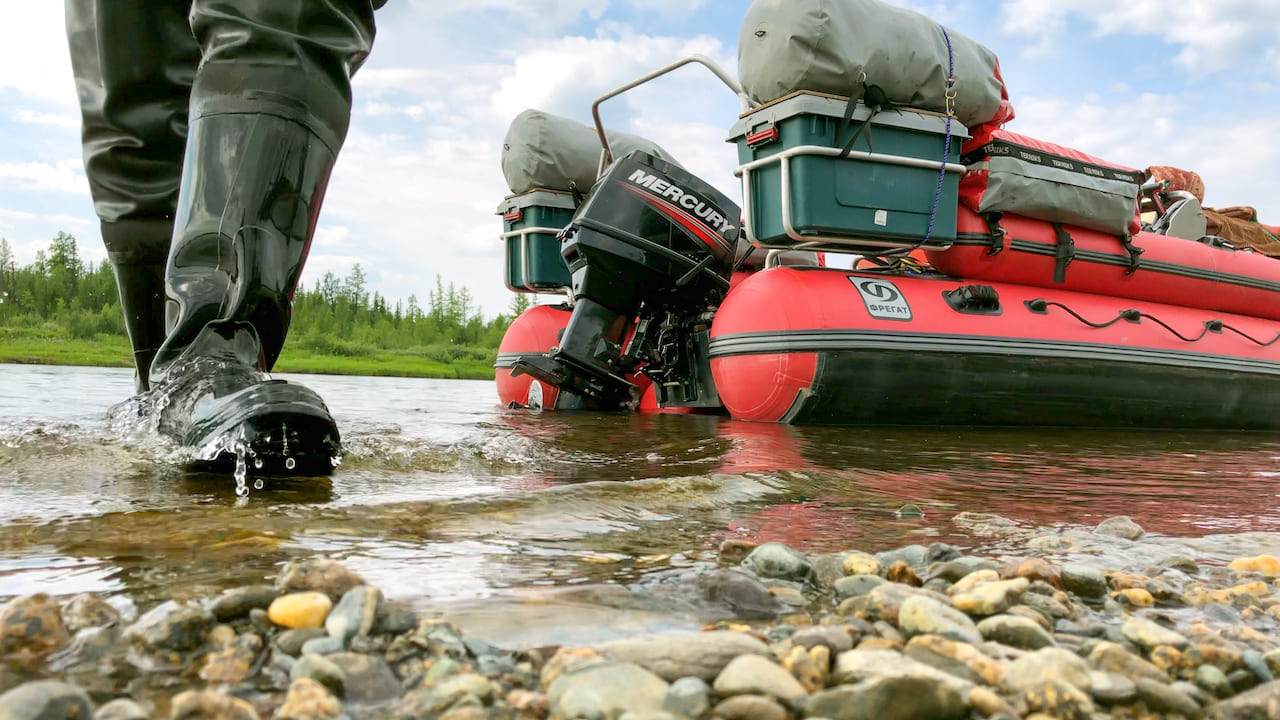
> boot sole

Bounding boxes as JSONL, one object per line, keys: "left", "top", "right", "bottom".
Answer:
{"left": 184, "top": 380, "right": 341, "bottom": 476}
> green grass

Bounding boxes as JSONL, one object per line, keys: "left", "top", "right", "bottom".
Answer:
{"left": 0, "top": 326, "right": 496, "bottom": 380}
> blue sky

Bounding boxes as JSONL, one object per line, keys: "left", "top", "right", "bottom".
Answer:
{"left": 2, "top": 0, "right": 1278, "bottom": 318}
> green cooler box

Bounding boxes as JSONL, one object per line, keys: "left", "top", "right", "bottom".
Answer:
{"left": 497, "top": 189, "right": 575, "bottom": 293}
{"left": 729, "top": 91, "right": 969, "bottom": 252}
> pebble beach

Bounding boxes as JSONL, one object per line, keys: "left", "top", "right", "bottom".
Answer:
{"left": 5, "top": 512, "right": 1280, "bottom": 720}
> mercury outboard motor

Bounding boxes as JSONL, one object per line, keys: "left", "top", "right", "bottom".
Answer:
{"left": 511, "top": 151, "right": 742, "bottom": 408}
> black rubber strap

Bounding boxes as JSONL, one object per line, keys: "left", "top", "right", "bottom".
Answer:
{"left": 1052, "top": 223, "right": 1075, "bottom": 284}
{"left": 983, "top": 212, "right": 1006, "bottom": 256}
{"left": 1118, "top": 233, "right": 1144, "bottom": 275}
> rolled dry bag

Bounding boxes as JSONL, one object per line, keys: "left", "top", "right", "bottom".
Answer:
{"left": 960, "top": 127, "right": 1143, "bottom": 237}
{"left": 501, "top": 109, "right": 680, "bottom": 195}
{"left": 738, "top": 0, "right": 1014, "bottom": 129}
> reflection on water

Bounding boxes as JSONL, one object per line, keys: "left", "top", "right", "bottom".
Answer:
{"left": 4, "top": 363, "right": 1280, "bottom": 645}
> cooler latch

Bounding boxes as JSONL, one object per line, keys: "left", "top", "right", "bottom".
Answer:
{"left": 745, "top": 124, "right": 779, "bottom": 148}
{"left": 503, "top": 209, "right": 523, "bottom": 222}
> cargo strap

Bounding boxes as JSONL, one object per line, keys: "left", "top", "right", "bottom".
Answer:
{"left": 1118, "top": 233, "right": 1144, "bottom": 275}
{"left": 983, "top": 212, "right": 1006, "bottom": 256}
{"left": 1051, "top": 223, "right": 1075, "bottom": 283}
{"left": 837, "top": 81, "right": 889, "bottom": 157}
{"left": 568, "top": 181, "right": 586, "bottom": 209}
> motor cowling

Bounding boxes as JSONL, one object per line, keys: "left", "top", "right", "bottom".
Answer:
{"left": 512, "top": 151, "right": 742, "bottom": 406}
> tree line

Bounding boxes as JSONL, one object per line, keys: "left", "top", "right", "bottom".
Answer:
{"left": 0, "top": 233, "right": 531, "bottom": 357}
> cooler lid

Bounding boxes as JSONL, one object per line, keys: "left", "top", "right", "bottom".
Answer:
{"left": 495, "top": 188, "right": 578, "bottom": 214}
{"left": 728, "top": 91, "right": 970, "bottom": 142}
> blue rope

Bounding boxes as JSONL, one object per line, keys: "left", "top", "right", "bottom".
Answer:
{"left": 922, "top": 25, "right": 956, "bottom": 245}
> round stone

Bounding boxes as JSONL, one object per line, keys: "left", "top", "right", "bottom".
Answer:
{"left": 268, "top": 592, "right": 333, "bottom": 630}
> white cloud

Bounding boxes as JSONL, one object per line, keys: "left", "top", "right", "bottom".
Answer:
{"left": 314, "top": 226, "right": 351, "bottom": 248}
{"left": 13, "top": 110, "right": 79, "bottom": 128}
{"left": 0, "top": 161, "right": 88, "bottom": 194}
{"left": 0, "top": 4, "right": 77, "bottom": 106}
{"left": 1000, "top": 0, "right": 1280, "bottom": 73}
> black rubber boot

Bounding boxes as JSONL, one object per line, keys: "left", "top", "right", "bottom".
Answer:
{"left": 147, "top": 112, "right": 340, "bottom": 475}
{"left": 101, "top": 218, "right": 172, "bottom": 393}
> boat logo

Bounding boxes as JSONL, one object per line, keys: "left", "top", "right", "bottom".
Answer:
{"left": 851, "top": 277, "right": 912, "bottom": 321}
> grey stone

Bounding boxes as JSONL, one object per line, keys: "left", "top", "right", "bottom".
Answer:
{"left": 94, "top": 698, "right": 148, "bottom": 720}
{"left": 832, "top": 649, "right": 971, "bottom": 695}
{"left": 662, "top": 677, "right": 711, "bottom": 719}
{"left": 209, "top": 585, "right": 278, "bottom": 622}
{"left": 1196, "top": 663, "right": 1234, "bottom": 698}
{"left": 1172, "top": 680, "right": 1211, "bottom": 708}
{"left": 548, "top": 662, "right": 669, "bottom": 720}
{"left": 1019, "top": 591, "right": 1074, "bottom": 621}
{"left": 249, "top": 608, "right": 272, "bottom": 636}
{"left": 1001, "top": 647, "right": 1092, "bottom": 693}
{"left": 833, "top": 574, "right": 885, "bottom": 601}
{"left": 976, "top": 615, "right": 1055, "bottom": 650}
{"left": 594, "top": 631, "right": 770, "bottom": 683}
{"left": 300, "top": 636, "right": 345, "bottom": 656}
{"left": 0, "top": 681, "right": 93, "bottom": 720}
{"left": 168, "top": 690, "right": 257, "bottom": 720}
{"left": 1060, "top": 564, "right": 1108, "bottom": 599}
{"left": 712, "top": 654, "right": 806, "bottom": 703}
{"left": 1163, "top": 555, "right": 1200, "bottom": 574}
{"left": 1086, "top": 641, "right": 1168, "bottom": 684}
{"left": 1121, "top": 616, "right": 1189, "bottom": 651}
{"left": 276, "top": 627, "right": 329, "bottom": 656}
{"left": 277, "top": 558, "right": 365, "bottom": 600}
{"left": 326, "top": 585, "right": 382, "bottom": 643}
{"left": 1095, "top": 515, "right": 1144, "bottom": 540}
{"left": 376, "top": 605, "right": 418, "bottom": 636}
{"left": 898, "top": 596, "right": 981, "bottom": 644}
{"left": 806, "top": 675, "right": 966, "bottom": 720}
{"left": 950, "top": 578, "right": 1029, "bottom": 616}
{"left": 790, "top": 625, "right": 855, "bottom": 654}
{"left": 876, "top": 544, "right": 929, "bottom": 568}
{"left": 1135, "top": 677, "right": 1201, "bottom": 717}
{"left": 926, "top": 557, "right": 1001, "bottom": 584}
{"left": 710, "top": 694, "right": 786, "bottom": 720}
{"left": 1087, "top": 671, "right": 1137, "bottom": 705}
{"left": 326, "top": 652, "right": 403, "bottom": 704}
{"left": 291, "top": 654, "right": 346, "bottom": 697}
{"left": 740, "top": 543, "right": 813, "bottom": 583}
{"left": 1245, "top": 649, "right": 1276, "bottom": 683}
{"left": 60, "top": 594, "right": 120, "bottom": 634}
{"left": 925, "top": 543, "right": 963, "bottom": 564}
{"left": 122, "top": 600, "right": 211, "bottom": 651}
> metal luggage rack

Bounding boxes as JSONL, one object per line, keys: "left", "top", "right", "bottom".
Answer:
{"left": 499, "top": 227, "right": 571, "bottom": 295}
{"left": 736, "top": 146, "right": 967, "bottom": 254}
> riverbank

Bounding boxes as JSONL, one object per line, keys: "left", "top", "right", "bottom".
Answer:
{"left": 0, "top": 327, "right": 496, "bottom": 380}
{"left": 4, "top": 515, "right": 1280, "bottom": 719}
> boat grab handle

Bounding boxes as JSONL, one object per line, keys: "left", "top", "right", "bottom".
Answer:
{"left": 592, "top": 54, "right": 753, "bottom": 176}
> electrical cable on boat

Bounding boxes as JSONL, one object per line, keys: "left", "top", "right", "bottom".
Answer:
{"left": 1215, "top": 322, "right": 1280, "bottom": 347}
{"left": 1024, "top": 298, "right": 1278, "bottom": 344}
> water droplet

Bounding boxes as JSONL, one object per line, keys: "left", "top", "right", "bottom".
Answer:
{"left": 254, "top": 457, "right": 263, "bottom": 469}
{"left": 285, "top": 457, "right": 296, "bottom": 470}
{"left": 253, "top": 478, "right": 264, "bottom": 490}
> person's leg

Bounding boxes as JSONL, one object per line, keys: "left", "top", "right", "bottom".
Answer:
{"left": 146, "top": 0, "right": 376, "bottom": 473}
{"left": 65, "top": 0, "right": 200, "bottom": 391}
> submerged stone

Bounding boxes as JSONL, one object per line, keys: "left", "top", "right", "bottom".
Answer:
{"left": 741, "top": 543, "right": 813, "bottom": 583}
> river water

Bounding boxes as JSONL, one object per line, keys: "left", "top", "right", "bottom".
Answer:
{"left": 4, "top": 363, "right": 1280, "bottom": 647}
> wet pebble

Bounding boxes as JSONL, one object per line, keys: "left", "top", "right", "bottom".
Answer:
{"left": 325, "top": 585, "right": 381, "bottom": 643}
{"left": 1135, "top": 676, "right": 1202, "bottom": 717}
{"left": 209, "top": 585, "right": 278, "bottom": 622}
{"left": 1195, "top": 662, "right": 1235, "bottom": 698}
{"left": 275, "top": 628, "right": 328, "bottom": 657}
{"left": 662, "top": 676, "right": 711, "bottom": 718}
{"left": 876, "top": 544, "right": 928, "bottom": 568}
{"left": 740, "top": 542, "right": 813, "bottom": 583}
{"left": 711, "top": 693, "right": 786, "bottom": 720}
{"left": 897, "top": 596, "right": 981, "bottom": 644}
{"left": 1087, "top": 671, "right": 1137, "bottom": 705}
{"left": 94, "top": 698, "right": 149, "bottom": 720}
{"left": 0, "top": 680, "right": 92, "bottom": 720}
{"left": 594, "top": 631, "right": 769, "bottom": 682}
{"left": 1, "top": 594, "right": 69, "bottom": 659}
{"left": 712, "top": 654, "right": 806, "bottom": 703}
{"left": 790, "top": 626, "right": 855, "bottom": 655}
{"left": 275, "top": 677, "right": 342, "bottom": 720}
{"left": 976, "top": 614, "right": 1055, "bottom": 650}
{"left": 1122, "top": 615, "right": 1190, "bottom": 650}
{"left": 1001, "top": 647, "right": 1091, "bottom": 693}
{"left": 1230, "top": 554, "right": 1280, "bottom": 577}
{"left": 951, "top": 578, "right": 1029, "bottom": 616}
{"left": 1059, "top": 564, "right": 1108, "bottom": 599}
{"left": 268, "top": 592, "right": 332, "bottom": 631}
{"left": 276, "top": 558, "right": 365, "bottom": 600}
{"left": 291, "top": 654, "right": 346, "bottom": 697}
{"left": 1095, "top": 515, "right": 1145, "bottom": 539}
{"left": 300, "top": 636, "right": 344, "bottom": 656}
{"left": 807, "top": 675, "right": 967, "bottom": 720}
{"left": 123, "top": 600, "right": 210, "bottom": 652}
{"left": 168, "top": 689, "right": 257, "bottom": 720}
{"left": 60, "top": 594, "right": 119, "bottom": 634}
{"left": 325, "top": 652, "right": 402, "bottom": 704}
{"left": 547, "top": 661, "right": 668, "bottom": 720}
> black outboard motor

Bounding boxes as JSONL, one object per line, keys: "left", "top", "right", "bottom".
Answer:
{"left": 512, "top": 151, "right": 742, "bottom": 408}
